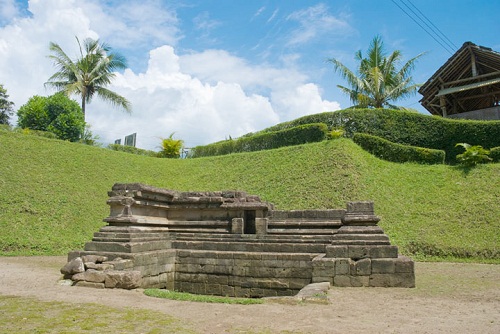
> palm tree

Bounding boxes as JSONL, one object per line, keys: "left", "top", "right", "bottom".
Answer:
{"left": 327, "top": 36, "right": 425, "bottom": 110}
{"left": 45, "top": 37, "right": 131, "bottom": 120}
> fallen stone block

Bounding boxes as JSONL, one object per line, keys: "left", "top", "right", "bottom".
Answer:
{"left": 60, "top": 257, "right": 84, "bottom": 275}
{"left": 104, "top": 270, "right": 142, "bottom": 289}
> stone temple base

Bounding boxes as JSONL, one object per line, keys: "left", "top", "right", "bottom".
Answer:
{"left": 61, "top": 183, "right": 415, "bottom": 296}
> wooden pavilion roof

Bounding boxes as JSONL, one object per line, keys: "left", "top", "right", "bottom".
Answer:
{"left": 419, "top": 42, "right": 500, "bottom": 116}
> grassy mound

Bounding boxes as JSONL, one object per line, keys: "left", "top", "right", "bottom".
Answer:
{"left": 0, "top": 131, "right": 498, "bottom": 262}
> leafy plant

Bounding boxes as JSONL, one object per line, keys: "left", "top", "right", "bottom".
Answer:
{"left": 353, "top": 132, "right": 445, "bottom": 164}
{"left": 327, "top": 128, "right": 345, "bottom": 139}
{"left": 192, "top": 123, "right": 328, "bottom": 157}
{"left": 158, "top": 133, "right": 184, "bottom": 158}
{"left": 17, "top": 93, "right": 85, "bottom": 141}
{"left": 0, "top": 84, "right": 14, "bottom": 125}
{"left": 46, "top": 37, "right": 131, "bottom": 119}
{"left": 455, "top": 143, "right": 492, "bottom": 166}
{"left": 327, "top": 36, "right": 425, "bottom": 109}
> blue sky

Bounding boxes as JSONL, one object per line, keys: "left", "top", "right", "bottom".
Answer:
{"left": 0, "top": 0, "right": 498, "bottom": 149}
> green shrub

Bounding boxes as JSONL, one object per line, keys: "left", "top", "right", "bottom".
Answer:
{"left": 16, "top": 127, "right": 59, "bottom": 139}
{"left": 353, "top": 133, "right": 445, "bottom": 164}
{"left": 327, "top": 128, "right": 345, "bottom": 139}
{"left": 455, "top": 143, "right": 492, "bottom": 166}
{"left": 490, "top": 146, "right": 500, "bottom": 162}
{"left": 107, "top": 144, "right": 158, "bottom": 157}
{"left": 259, "top": 109, "right": 500, "bottom": 163}
{"left": 192, "top": 123, "right": 328, "bottom": 157}
{"left": 158, "top": 133, "right": 183, "bottom": 158}
{"left": 17, "top": 93, "right": 85, "bottom": 141}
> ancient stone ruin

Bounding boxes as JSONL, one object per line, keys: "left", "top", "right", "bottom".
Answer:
{"left": 62, "top": 183, "right": 415, "bottom": 296}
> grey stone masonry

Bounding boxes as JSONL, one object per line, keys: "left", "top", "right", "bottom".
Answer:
{"left": 61, "top": 183, "right": 415, "bottom": 295}
{"left": 322, "top": 201, "right": 415, "bottom": 287}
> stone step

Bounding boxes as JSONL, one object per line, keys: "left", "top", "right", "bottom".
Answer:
{"left": 172, "top": 233, "right": 332, "bottom": 244}
{"left": 267, "top": 228, "right": 337, "bottom": 235}
{"left": 172, "top": 240, "right": 327, "bottom": 253}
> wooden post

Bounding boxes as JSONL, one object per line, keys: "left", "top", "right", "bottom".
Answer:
{"left": 440, "top": 96, "right": 447, "bottom": 117}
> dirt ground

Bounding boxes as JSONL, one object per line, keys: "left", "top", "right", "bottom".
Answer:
{"left": 0, "top": 256, "right": 498, "bottom": 333}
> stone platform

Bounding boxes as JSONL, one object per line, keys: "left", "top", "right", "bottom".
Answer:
{"left": 62, "top": 183, "right": 415, "bottom": 297}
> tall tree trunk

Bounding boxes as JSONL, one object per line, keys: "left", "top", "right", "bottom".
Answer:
{"left": 81, "top": 96, "right": 86, "bottom": 121}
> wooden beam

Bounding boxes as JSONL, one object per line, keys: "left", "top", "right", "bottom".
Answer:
{"left": 456, "top": 89, "right": 500, "bottom": 102}
{"left": 471, "top": 53, "right": 478, "bottom": 77}
{"left": 436, "top": 77, "right": 500, "bottom": 96}
{"left": 442, "top": 71, "right": 500, "bottom": 87}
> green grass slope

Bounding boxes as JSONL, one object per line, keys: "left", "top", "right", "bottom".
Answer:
{"left": 1, "top": 131, "right": 499, "bottom": 262}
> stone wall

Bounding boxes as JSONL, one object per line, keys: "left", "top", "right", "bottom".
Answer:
{"left": 61, "top": 183, "right": 415, "bottom": 296}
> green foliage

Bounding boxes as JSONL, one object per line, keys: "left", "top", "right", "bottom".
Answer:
{"left": 327, "top": 36, "right": 424, "bottom": 109}
{"left": 455, "top": 143, "right": 492, "bottom": 166}
{"left": 1, "top": 131, "right": 499, "bottom": 262}
{"left": 144, "top": 289, "right": 264, "bottom": 304}
{"left": 192, "top": 123, "right": 328, "bottom": 157}
{"left": 46, "top": 37, "right": 131, "bottom": 118}
{"left": 260, "top": 109, "right": 500, "bottom": 163}
{"left": 17, "top": 93, "right": 85, "bottom": 141}
{"left": 16, "top": 127, "right": 59, "bottom": 139}
{"left": 79, "top": 124, "right": 101, "bottom": 146}
{"left": 0, "top": 84, "right": 15, "bottom": 125}
{"left": 158, "top": 133, "right": 183, "bottom": 158}
{"left": 353, "top": 133, "right": 445, "bottom": 164}
{"left": 327, "top": 128, "right": 345, "bottom": 139}
{"left": 107, "top": 143, "right": 158, "bottom": 157}
{"left": 490, "top": 146, "right": 500, "bottom": 162}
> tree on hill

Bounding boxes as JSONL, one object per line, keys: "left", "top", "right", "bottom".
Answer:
{"left": 327, "top": 36, "right": 425, "bottom": 110}
{"left": 17, "top": 93, "right": 85, "bottom": 141}
{"left": 45, "top": 37, "right": 131, "bottom": 120}
{"left": 0, "top": 84, "right": 15, "bottom": 125}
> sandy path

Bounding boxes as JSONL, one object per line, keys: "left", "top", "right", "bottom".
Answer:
{"left": 0, "top": 256, "right": 498, "bottom": 333}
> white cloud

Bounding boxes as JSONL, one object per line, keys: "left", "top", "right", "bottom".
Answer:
{"left": 286, "top": 3, "right": 352, "bottom": 46}
{"left": 0, "top": 0, "right": 340, "bottom": 151}
{"left": 0, "top": 0, "right": 21, "bottom": 25}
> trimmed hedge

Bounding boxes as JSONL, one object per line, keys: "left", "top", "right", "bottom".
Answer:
{"left": 192, "top": 123, "right": 328, "bottom": 157}
{"left": 490, "top": 146, "right": 500, "bottom": 162}
{"left": 353, "top": 133, "right": 446, "bottom": 164}
{"left": 260, "top": 109, "right": 500, "bottom": 163}
{"left": 107, "top": 144, "right": 159, "bottom": 157}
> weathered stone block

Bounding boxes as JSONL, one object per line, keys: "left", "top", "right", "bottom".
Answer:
{"left": 333, "top": 275, "right": 351, "bottom": 287}
{"left": 85, "top": 263, "right": 114, "bottom": 271}
{"left": 231, "top": 218, "right": 243, "bottom": 234}
{"left": 349, "top": 275, "right": 370, "bottom": 287}
{"left": 347, "top": 201, "right": 374, "bottom": 214}
{"left": 205, "top": 284, "right": 222, "bottom": 295}
{"left": 325, "top": 245, "right": 348, "bottom": 258}
{"left": 72, "top": 269, "right": 106, "bottom": 283}
{"left": 81, "top": 255, "right": 108, "bottom": 264}
{"left": 372, "top": 259, "right": 396, "bottom": 274}
{"left": 334, "top": 259, "right": 350, "bottom": 275}
{"left": 354, "top": 258, "right": 371, "bottom": 276}
{"left": 234, "top": 287, "right": 251, "bottom": 298}
{"left": 104, "top": 270, "right": 141, "bottom": 289}
{"left": 395, "top": 256, "right": 415, "bottom": 273}
{"left": 74, "top": 281, "right": 105, "bottom": 289}
{"left": 221, "top": 285, "right": 234, "bottom": 297}
{"left": 311, "top": 276, "right": 333, "bottom": 284}
{"left": 61, "top": 257, "right": 85, "bottom": 275}
{"left": 347, "top": 246, "right": 370, "bottom": 259}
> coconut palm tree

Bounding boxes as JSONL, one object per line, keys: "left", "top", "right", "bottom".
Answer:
{"left": 45, "top": 37, "right": 131, "bottom": 120}
{"left": 327, "top": 36, "right": 425, "bottom": 110}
